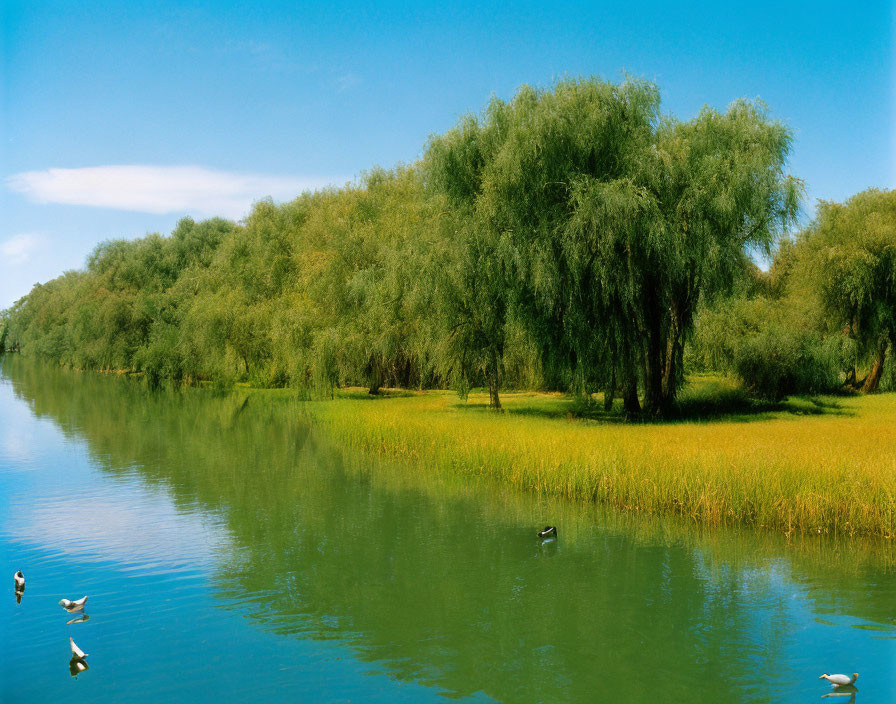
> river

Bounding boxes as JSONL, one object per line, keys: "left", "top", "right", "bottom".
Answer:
{"left": 1, "top": 357, "right": 894, "bottom": 702}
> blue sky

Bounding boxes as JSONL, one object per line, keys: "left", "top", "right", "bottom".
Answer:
{"left": 2, "top": 0, "right": 893, "bottom": 308}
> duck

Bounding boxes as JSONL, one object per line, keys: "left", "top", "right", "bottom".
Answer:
{"left": 59, "top": 595, "right": 88, "bottom": 612}
{"left": 69, "top": 637, "right": 89, "bottom": 660}
{"left": 819, "top": 673, "right": 858, "bottom": 687}
{"left": 13, "top": 571, "right": 25, "bottom": 590}
{"left": 538, "top": 526, "right": 557, "bottom": 539}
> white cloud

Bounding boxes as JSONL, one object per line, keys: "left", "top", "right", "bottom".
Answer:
{"left": 6, "top": 165, "right": 344, "bottom": 219}
{"left": 0, "top": 233, "right": 43, "bottom": 266}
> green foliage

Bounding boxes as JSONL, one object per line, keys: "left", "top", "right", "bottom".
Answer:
{"left": 690, "top": 288, "right": 849, "bottom": 400}
{"left": 732, "top": 324, "right": 842, "bottom": 400}
{"left": 425, "top": 78, "right": 800, "bottom": 414}
{"left": 799, "top": 189, "right": 896, "bottom": 391}
{"left": 0, "top": 312, "right": 8, "bottom": 352}
{"left": 2, "top": 78, "right": 891, "bottom": 417}
{"left": 2, "top": 217, "right": 234, "bottom": 375}
{"left": 691, "top": 188, "right": 896, "bottom": 399}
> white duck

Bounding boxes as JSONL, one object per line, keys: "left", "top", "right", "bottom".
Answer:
{"left": 13, "top": 571, "right": 25, "bottom": 590}
{"left": 59, "top": 595, "right": 88, "bottom": 612}
{"left": 819, "top": 672, "right": 858, "bottom": 687}
{"left": 69, "top": 637, "right": 89, "bottom": 660}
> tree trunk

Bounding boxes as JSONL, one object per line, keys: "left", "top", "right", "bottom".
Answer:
{"left": 862, "top": 340, "right": 888, "bottom": 393}
{"left": 622, "top": 379, "right": 640, "bottom": 416}
{"left": 643, "top": 327, "right": 665, "bottom": 418}
{"left": 844, "top": 317, "right": 861, "bottom": 388}
{"left": 603, "top": 368, "right": 616, "bottom": 412}
{"left": 368, "top": 359, "right": 382, "bottom": 395}
{"left": 487, "top": 348, "right": 502, "bottom": 410}
{"left": 399, "top": 356, "right": 413, "bottom": 388}
{"left": 619, "top": 339, "right": 641, "bottom": 417}
{"left": 620, "top": 354, "right": 640, "bottom": 417}
{"left": 661, "top": 303, "right": 683, "bottom": 407}
{"left": 638, "top": 276, "right": 674, "bottom": 418}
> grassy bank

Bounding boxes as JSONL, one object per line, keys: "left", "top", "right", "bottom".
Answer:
{"left": 302, "top": 376, "right": 896, "bottom": 538}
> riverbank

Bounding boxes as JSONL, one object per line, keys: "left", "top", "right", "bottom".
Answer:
{"left": 302, "top": 376, "right": 896, "bottom": 538}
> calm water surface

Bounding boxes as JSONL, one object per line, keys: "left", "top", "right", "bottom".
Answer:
{"left": 2, "top": 357, "right": 895, "bottom": 703}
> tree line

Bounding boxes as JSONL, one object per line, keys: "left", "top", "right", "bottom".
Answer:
{"left": 1, "top": 78, "right": 892, "bottom": 415}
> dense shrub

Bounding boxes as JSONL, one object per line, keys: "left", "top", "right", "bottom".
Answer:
{"left": 732, "top": 325, "right": 842, "bottom": 399}
{"left": 690, "top": 296, "right": 846, "bottom": 399}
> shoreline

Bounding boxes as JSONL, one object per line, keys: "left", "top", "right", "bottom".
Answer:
{"left": 300, "top": 385, "right": 896, "bottom": 539}
{"left": 3, "top": 354, "right": 894, "bottom": 538}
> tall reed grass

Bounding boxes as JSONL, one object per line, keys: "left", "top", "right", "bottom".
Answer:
{"left": 302, "top": 378, "right": 896, "bottom": 537}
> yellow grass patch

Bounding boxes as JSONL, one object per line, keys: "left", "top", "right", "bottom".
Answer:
{"left": 303, "top": 381, "right": 896, "bottom": 537}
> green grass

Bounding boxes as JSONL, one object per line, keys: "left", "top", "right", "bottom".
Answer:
{"left": 301, "top": 376, "right": 896, "bottom": 538}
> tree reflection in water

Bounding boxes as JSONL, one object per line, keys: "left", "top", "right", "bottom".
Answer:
{"left": 4, "top": 356, "right": 894, "bottom": 703}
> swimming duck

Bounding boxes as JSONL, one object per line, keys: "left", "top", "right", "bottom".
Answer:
{"left": 819, "top": 673, "right": 858, "bottom": 687}
{"left": 70, "top": 637, "right": 89, "bottom": 660}
{"left": 538, "top": 526, "right": 557, "bottom": 539}
{"left": 14, "top": 571, "right": 25, "bottom": 590}
{"left": 59, "top": 596, "right": 88, "bottom": 612}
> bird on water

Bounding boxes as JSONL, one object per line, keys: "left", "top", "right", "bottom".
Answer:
{"left": 59, "top": 595, "right": 88, "bottom": 612}
{"left": 538, "top": 526, "right": 557, "bottom": 539}
{"left": 13, "top": 571, "right": 25, "bottom": 602}
{"left": 819, "top": 673, "right": 858, "bottom": 687}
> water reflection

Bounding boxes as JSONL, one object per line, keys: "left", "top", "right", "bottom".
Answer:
{"left": 68, "top": 636, "right": 90, "bottom": 679}
{"left": 69, "top": 655, "right": 89, "bottom": 677}
{"left": 3, "top": 356, "right": 896, "bottom": 703}
{"left": 10, "top": 478, "right": 232, "bottom": 571}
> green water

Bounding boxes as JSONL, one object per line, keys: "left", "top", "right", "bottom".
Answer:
{"left": 2, "top": 357, "right": 894, "bottom": 702}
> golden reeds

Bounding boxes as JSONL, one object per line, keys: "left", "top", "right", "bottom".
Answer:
{"left": 302, "top": 381, "right": 896, "bottom": 537}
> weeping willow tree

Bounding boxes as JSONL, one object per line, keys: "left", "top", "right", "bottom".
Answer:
{"left": 798, "top": 189, "right": 896, "bottom": 392}
{"left": 685, "top": 190, "right": 896, "bottom": 400}
{"left": 319, "top": 167, "right": 439, "bottom": 394}
{"left": 2, "top": 217, "right": 234, "bottom": 377}
{"left": 425, "top": 77, "right": 801, "bottom": 415}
